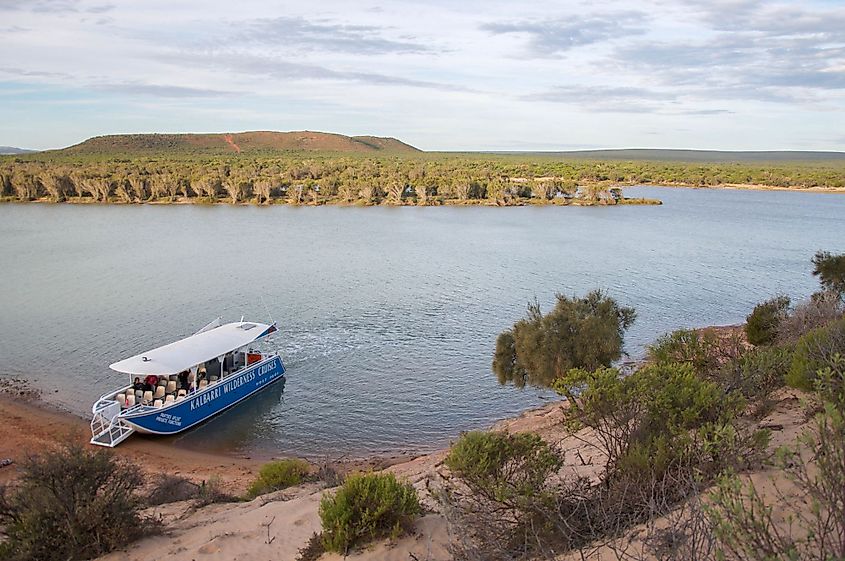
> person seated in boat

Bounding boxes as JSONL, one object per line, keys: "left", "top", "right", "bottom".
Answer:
{"left": 144, "top": 374, "right": 158, "bottom": 392}
{"left": 178, "top": 370, "right": 190, "bottom": 391}
{"left": 132, "top": 377, "right": 145, "bottom": 392}
{"left": 188, "top": 369, "right": 197, "bottom": 391}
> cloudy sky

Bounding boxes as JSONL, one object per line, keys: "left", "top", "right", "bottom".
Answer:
{"left": 1, "top": 0, "right": 844, "bottom": 151}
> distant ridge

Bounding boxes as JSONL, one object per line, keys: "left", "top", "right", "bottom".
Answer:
{"left": 59, "top": 131, "right": 421, "bottom": 155}
{"left": 486, "top": 148, "right": 845, "bottom": 163}
{"left": 0, "top": 146, "right": 36, "bottom": 155}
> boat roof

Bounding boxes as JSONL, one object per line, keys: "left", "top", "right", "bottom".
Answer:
{"left": 109, "top": 321, "right": 277, "bottom": 376}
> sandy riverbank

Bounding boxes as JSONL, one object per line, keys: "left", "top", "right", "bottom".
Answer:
{"left": 0, "top": 365, "right": 813, "bottom": 561}
{"left": 654, "top": 182, "right": 845, "bottom": 194}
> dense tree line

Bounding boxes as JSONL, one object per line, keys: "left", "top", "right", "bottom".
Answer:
{"left": 1, "top": 153, "right": 841, "bottom": 205}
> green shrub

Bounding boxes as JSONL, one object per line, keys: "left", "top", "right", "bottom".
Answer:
{"left": 745, "top": 295, "right": 790, "bottom": 346}
{"left": 319, "top": 472, "right": 421, "bottom": 555}
{"left": 787, "top": 318, "right": 845, "bottom": 390}
{"left": 247, "top": 458, "right": 311, "bottom": 498}
{"left": 445, "top": 431, "right": 562, "bottom": 503}
{"left": 812, "top": 250, "right": 845, "bottom": 298}
{"left": 708, "top": 401, "right": 845, "bottom": 561}
{"left": 647, "top": 329, "right": 720, "bottom": 376}
{"left": 494, "top": 290, "right": 635, "bottom": 388}
{"left": 0, "top": 445, "right": 152, "bottom": 561}
{"left": 555, "top": 362, "right": 752, "bottom": 480}
{"left": 718, "top": 344, "right": 793, "bottom": 403}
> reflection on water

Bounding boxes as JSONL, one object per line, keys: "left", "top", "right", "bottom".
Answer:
{"left": 1, "top": 186, "right": 844, "bottom": 457}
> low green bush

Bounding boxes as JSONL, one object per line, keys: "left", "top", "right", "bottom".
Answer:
{"left": 247, "top": 458, "right": 311, "bottom": 498}
{"left": 647, "top": 329, "right": 720, "bottom": 376}
{"left": 786, "top": 318, "right": 845, "bottom": 391}
{"left": 555, "top": 362, "right": 755, "bottom": 482}
{"left": 445, "top": 431, "right": 562, "bottom": 503}
{"left": 0, "top": 445, "right": 152, "bottom": 561}
{"left": 319, "top": 472, "right": 421, "bottom": 555}
{"left": 718, "top": 344, "right": 793, "bottom": 403}
{"left": 745, "top": 295, "right": 790, "bottom": 346}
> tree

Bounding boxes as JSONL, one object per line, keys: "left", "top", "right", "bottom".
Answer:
{"left": 0, "top": 445, "right": 152, "bottom": 560}
{"left": 253, "top": 177, "right": 273, "bottom": 204}
{"left": 812, "top": 250, "right": 845, "bottom": 298}
{"left": 745, "top": 295, "right": 790, "bottom": 346}
{"left": 493, "top": 290, "right": 636, "bottom": 388}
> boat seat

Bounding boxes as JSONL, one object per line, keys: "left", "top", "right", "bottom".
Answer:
{"left": 135, "top": 390, "right": 144, "bottom": 398}
{"left": 198, "top": 380, "right": 208, "bottom": 389}
{"left": 153, "top": 399, "right": 163, "bottom": 408}
{"left": 157, "top": 379, "right": 167, "bottom": 387}
{"left": 209, "top": 376, "right": 219, "bottom": 383}
{"left": 142, "top": 390, "right": 153, "bottom": 404}
{"left": 166, "top": 380, "right": 177, "bottom": 393}
{"left": 125, "top": 394, "right": 136, "bottom": 407}
{"left": 154, "top": 386, "right": 166, "bottom": 399}
{"left": 164, "top": 394, "right": 175, "bottom": 403}
{"left": 177, "top": 389, "right": 187, "bottom": 397}
{"left": 175, "top": 395, "right": 185, "bottom": 402}
{"left": 169, "top": 374, "right": 178, "bottom": 382}
{"left": 115, "top": 394, "right": 126, "bottom": 407}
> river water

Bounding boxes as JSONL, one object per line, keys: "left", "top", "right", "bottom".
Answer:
{"left": 1, "top": 186, "right": 843, "bottom": 457}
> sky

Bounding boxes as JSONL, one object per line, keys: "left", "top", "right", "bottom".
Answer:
{"left": 1, "top": 0, "right": 844, "bottom": 151}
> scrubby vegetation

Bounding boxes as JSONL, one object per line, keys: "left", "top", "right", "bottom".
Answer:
{"left": 0, "top": 445, "right": 153, "bottom": 561}
{"left": 246, "top": 458, "right": 311, "bottom": 498}
{"left": 494, "top": 290, "right": 636, "bottom": 388}
{"left": 146, "top": 474, "right": 235, "bottom": 507}
{"left": 745, "top": 295, "right": 791, "bottom": 346}
{"left": 812, "top": 250, "right": 845, "bottom": 298}
{"left": 318, "top": 472, "right": 421, "bottom": 555}
{"left": 708, "top": 358, "right": 845, "bottom": 561}
{"left": 447, "top": 251, "right": 845, "bottom": 560}
{"left": 2, "top": 148, "right": 842, "bottom": 207}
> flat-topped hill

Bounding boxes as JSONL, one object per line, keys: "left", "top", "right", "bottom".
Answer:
{"left": 59, "top": 131, "right": 421, "bottom": 156}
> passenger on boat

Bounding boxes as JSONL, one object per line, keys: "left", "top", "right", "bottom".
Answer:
{"left": 132, "top": 377, "right": 145, "bottom": 392}
{"left": 178, "top": 370, "right": 189, "bottom": 391}
{"left": 187, "top": 369, "right": 196, "bottom": 391}
{"left": 144, "top": 374, "right": 158, "bottom": 391}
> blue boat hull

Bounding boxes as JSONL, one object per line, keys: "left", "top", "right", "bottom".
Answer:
{"left": 120, "top": 355, "right": 285, "bottom": 435}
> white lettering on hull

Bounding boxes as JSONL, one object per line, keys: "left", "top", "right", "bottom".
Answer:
{"left": 188, "top": 359, "right": 277, "bottom": 412}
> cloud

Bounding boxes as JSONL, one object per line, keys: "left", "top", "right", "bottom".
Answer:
{"left": 0, "top": 0, "right": 113, "bottom": 13}
{"left": 681, "top": 109, "right": 734, "bottom": 116}
{"left": 481, "top": 12, "right": 648, "bottom": 56}
{"left": 95, "top": 83, "right": 240, "bottom": 98}
{"left": 155, "top": 50, "right": 471, "bottom": 92}
{"left": 238, "top": 16, "right": 431, "bottom": 55}
{"left": 610, "top": 2, "right": 845, "bottom": 106}
{"left": 0, "top": 66, "right": 72, "bottom": 79}
{"left": 522, "top": 85, "right": 673, "bottom": 112}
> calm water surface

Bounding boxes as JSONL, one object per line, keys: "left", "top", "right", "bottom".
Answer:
{"left": 1, "top": 186, "right": 843, "bottom": 457}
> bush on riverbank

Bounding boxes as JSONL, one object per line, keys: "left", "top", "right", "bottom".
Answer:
{"left": 708, "top": 359, "right": 845, "bottom": 561}
{"left": 0, "top": 445, "right": 153, "bottom": 561}
{"left": 494, "top": 290, "right": 635, "bottom": 388}
{"left": 745, "top": 295, "right": 791, "bottom": 346}
{"left": 319, "top": 472, "right": 421, "bottom": 555}
{"left": 246, "top": 458, "right": 311, "bottom": 498}
{"left": 441, "top": 358, "right": 768, "bottom": 560}
{"left": 786, "top": 318, "right": 845, "bottom": 391}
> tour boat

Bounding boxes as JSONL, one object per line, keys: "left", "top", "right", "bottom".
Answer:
{"left": 90, "top": 318, "right": 285, "bottom": 447}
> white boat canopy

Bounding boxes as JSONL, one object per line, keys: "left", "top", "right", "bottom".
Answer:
{"left": 109, "top": 321, "right": 277, "bottom": 376}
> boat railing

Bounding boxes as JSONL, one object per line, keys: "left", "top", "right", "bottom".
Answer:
{"left": 90, "top": 400, "right": 135, "bottom": 448}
